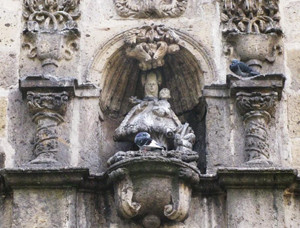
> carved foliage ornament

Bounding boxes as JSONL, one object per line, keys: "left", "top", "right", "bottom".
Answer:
{"left": 125, "top": 24, "right": 181, "bottom": 70}
{"left": 22, "top": 0, "right": 80, "bottom": 66}
{"left": 114, "top": 0, "right": 188, "bottom": 18}
{"left": 221, "top": 0, "right": 282, "bottom": 34}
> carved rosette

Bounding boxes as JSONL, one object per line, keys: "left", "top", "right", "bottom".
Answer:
{"left": 125, "top": 24, "right": 182, "bottom": 71}
{"left": 26, "top": 91, "right": 69, "bottom": 164}
{"left": 22, "top": 0, "right": 80, "bottom": 75}
{"left": 107, "top": 158, "right": 199, "bottom": 228}
{"left": 114, "top": 0, "right": 188, "bottom": 18}
{"left": 236, "top": 91, "right": 278, "bottom": 163}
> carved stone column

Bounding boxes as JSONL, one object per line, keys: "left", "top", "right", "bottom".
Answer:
{"left": 236, "top": 91, "right": 277, "bottom": 163}
{"left": 227, "top": 74, "right": 285, "bottom": 165}
{"left": 26, "top": 91, "right": 69, "bottom": 165}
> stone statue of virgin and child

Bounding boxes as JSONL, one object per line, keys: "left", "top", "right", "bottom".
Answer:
{"left": 113, "top": 71, "right": 198, "bottom": 162}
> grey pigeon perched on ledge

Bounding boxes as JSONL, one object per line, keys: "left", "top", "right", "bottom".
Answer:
{"left": 134, "top": 132, "right": 164, "bottom": 151}
{"left": 230, "top": 59, "right": 260, "bottom": 77}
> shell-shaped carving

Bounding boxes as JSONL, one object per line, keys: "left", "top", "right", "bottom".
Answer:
{"left": 100, "top": 47, "right": 203, "bottom": 117}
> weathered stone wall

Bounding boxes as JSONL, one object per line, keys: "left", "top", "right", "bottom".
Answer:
{"left": 0, "top": 0, "right": 300, "bottom": 227}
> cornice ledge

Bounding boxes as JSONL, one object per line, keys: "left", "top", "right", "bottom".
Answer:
{"left": 0, "top": 167, "right": 90, "bottom": 189}
{"left": 217, "top": 167, "right": 298, "bottom": 189}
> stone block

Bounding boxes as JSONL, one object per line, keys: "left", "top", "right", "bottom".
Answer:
{"left": 12, "top": 189, "right": 76, "bottom": 228}
{"left": 291, "top": 139, "right": 300, "bottom": 169}
{"left": 283, "top": 2, "right": 300, "bottom": 43}
{"left": 227, "top": 189, "right": 285, "bottom": 228}
{"left": 0, "top": 98, "right": 7, "bottom": 137}
{"left": 0, "top": 49, "right": 19, "bottom": 88}
{"left": 287, "top": 94, "right": 300, "bottom": 137}
{"left": 286, "top": 49, "right": 300, "bottom": 91}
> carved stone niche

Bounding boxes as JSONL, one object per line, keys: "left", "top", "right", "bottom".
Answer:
{"left": 221, "top": 0, "right": 282, "bottom": 71}
{"left": 227, "top": 74, "right": 285, "bottom": 166}
{"left": 20, "top": 76, "right": 76, "bottom": 166}
{"left": 113, "top": 0, "right": 188, "bottom": 18}
{"left": 22, "top": 0, "right": 80, "bottom": 76}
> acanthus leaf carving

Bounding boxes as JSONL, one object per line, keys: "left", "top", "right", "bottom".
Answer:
{"left": 221, "top": 0, "right": 282, "bottom": 35}
{"left": 114, "top": 0, "right": 188, "bottom": 18}
{"left": 124, "top": 25, "right": 182, "bottom": 71}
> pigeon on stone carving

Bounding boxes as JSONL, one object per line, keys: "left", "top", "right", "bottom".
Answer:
{"left": 230, "top": 59, "right": 260, "bottom": 77}
{"left": 134, "top": 132, "right": 164, "bottom": 151}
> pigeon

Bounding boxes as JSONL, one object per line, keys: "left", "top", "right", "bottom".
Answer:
{"left": 134, "top": 132, "right": 164, "bottom": 151}
{"left": 230, "top": 59, "right": 260, "bottom": 77}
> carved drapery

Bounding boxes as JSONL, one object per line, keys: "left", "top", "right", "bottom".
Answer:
{"left": 22, "top": 0, "right": 80, "bottom": 75}
{"left": 125, "top": 24, "right": 182, "bottom": 71}
{"left": 114, "top": 0, "right": 188, "bottom": 18}
{"left": 26, "top": 91, "right": 69, "bottom": 164}
{"left": 236, "top": 91, "right": 277, "bottom": 162}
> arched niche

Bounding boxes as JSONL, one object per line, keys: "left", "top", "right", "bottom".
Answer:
{"left": 87, "top": 27, "right": 216, "bottom": 172}
{"left": 87, "top": 28, "right": 217, "bottom": 118}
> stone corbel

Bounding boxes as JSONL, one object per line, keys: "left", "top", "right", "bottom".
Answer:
{"left": 227, "top": 74, "right": 285, "bottom": 165}
{"left": 107, "top": 159, "right": 200, "bottom": 228}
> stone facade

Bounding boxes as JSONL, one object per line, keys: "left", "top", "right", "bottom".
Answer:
{"left": 0, "top": 0, "right": 300, "bottom": 227}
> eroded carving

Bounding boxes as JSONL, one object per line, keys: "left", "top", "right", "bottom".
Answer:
{"left": 125, "top": 24, "right": 181, "bottom": 71}
{"left": 221, "top": 0, "right": 281, "bottom": 35}
{"left": 236, "top": 91, "right": 278, "bottom": 163}
{"left": 22, "top": 0, "right": 80, "bottom": 74}
{"left": 114, "top": 0, "right": 188, "bottom": 18}
{"left": 26, "top": 91, "right": 69, "bottom": 164}
{"left": 108, "top": 168, "right": 141, "bottom": 219}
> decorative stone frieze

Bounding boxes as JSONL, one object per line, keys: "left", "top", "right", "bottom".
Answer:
{"left": 114, "top": 0, "right": 188, "bottom": 18}
{"left": 22, "top": 0, "right": 80, "bottom": 75}
{"left": 26, "top": 91, "right": 69, "bottom": 165}
{"left": 221, "top": 0, "right": 281, "bottom": 35}
{"left": 125, "top": 24, "right": 182, "bottom": 71}
{"left": 227, "top": 74, "right": 285, "bottom": 165}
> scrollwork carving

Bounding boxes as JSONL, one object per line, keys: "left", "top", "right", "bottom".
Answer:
{"left": 114, "top": 0, "right": 188, "bottom": 18}
{"left": 125, "top": 24, "right": 181, "bottom": 71}
{"left": 221, "top": 0, "right": 281, "bottom": 35}
{"left": 109, "top": 168, "right": 141, "bottom": 219}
